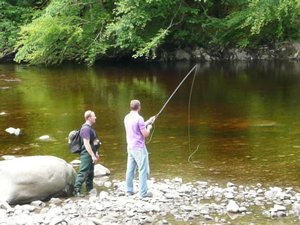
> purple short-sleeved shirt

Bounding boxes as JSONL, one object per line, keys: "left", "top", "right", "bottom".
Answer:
{"left": 80, "top": 124, "right": 96, "bottom": 143}
{"left": 124, "top": 111, "right": 146, "bottom": 150}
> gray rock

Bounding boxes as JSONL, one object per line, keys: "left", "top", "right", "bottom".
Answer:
{"left": 49, "top": 198, "right": 63, "bottom": 205}
{"left": 226, "top": 200, "right": 239, "bottom": 213}
{"left": 157, "top": 220, "right": 169, "bottom": 225}
{"left": 175, "top": 49, "right": 191, "bottom": 61}
{"left": 21, "top": 204, "right": 36, "bottom": 212}
{"left": 276, "top": 211, "right": 287, "bottom": 217}
{"left": 199, "top": 205, "right": 210, "bottom": 215}
{"left": 5, "top": 127, "right": 21, "bottom": 136}
{"left": 49, "top": 216, "right": 66, "bottom": 225}
{"left": 88, "top": 188, "right": 98, "bottom": 197}
{"left": 204, "top": 214, "right": 213, "bottom": 220}
{"left": 144, "top": 216, "right": 154, "bottom": 223}
{"left": 104, "top": 181, "right": 112, "bottom": 188}
{"left": 164, "top": 193, "right": 175, "bottom": 199}
{"left": 70, "top": 160, "right": 81, "bottom": 167}
{"left": 1, "top": 155, "right": 16, "bottom": 160}
{"left": 273, "top": 204, "right": 286, "bottom": 212}
{"left": 239, "top": 206, "right": 247, "bottom": 213}
{"left": 94, "top": 164, "right": 110, "bottom": 177}
{"left": 173, "top": 177, "right": 183, "bottom": 183}
{"left": 88, "top": 217, "right": 102, "bottom": 225}
{"left": 226, "top": 182, "right": 235, "bottom": 188}
{"left": 0, "top": 200, "right": 12, "bottom": 210}
{"left": 196, "top": 181, "right": 208, "bottom": 187}
{"left": 38, "top": 135, "right": 50, "bottom": 141}
{"left": 292, "top": 202, "right": 300, "bottom": 216}
{"left": 30, "top": 200, "right": 45, "bottom": 208}
{"left": 99, "top": 191, "right": 109, "bottom": 200}
{"left": 234, "top": 49, "right": 249, "bottom": 60}
{"left": 224, "top": 192, "right": 235, "bottom": 199}
{"left": 0, "top": 156, "right": 76, "bottom": 204}
{"left": 192, "top": 47, "right": 204, "bottom": 60}
{"left": 180, "top": 205, "right": 193, "bottom": 212}
{"left": 203, "top": 52, "right": 211, "bottom": 61}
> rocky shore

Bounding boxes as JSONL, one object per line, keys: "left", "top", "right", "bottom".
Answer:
{"left": 1, "top": 42, "right": 300, "bottom": 64}
{"left": 0, "top": 177, "right": 299, "bottom": 225}
{"left": 158, "top": 42, "right": 300, "bottom": 62}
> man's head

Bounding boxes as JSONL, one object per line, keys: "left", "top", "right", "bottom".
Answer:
{"left": 84, "top": 110, "right": 96, "bottom": 124}
{"left": 130, "top": 99, "right": 141, "bottom": 112}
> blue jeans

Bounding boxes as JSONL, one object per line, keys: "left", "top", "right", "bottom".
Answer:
{"left": 126, "top": 147, "right": 149, "bottom": 197}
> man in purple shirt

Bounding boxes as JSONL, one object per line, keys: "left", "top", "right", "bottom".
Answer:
{"left": 124, "top": 100, "right": 155, "bottom": 198}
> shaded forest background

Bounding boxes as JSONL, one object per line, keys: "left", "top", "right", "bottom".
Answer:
{"left": 1, "top": 0, "right": 299, "bottom": 65}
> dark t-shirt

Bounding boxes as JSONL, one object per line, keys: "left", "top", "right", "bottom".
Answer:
{"left": 80, "top": 124, "right": 96, "bottom": 152}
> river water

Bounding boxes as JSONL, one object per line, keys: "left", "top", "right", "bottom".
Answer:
{"left": 0, "top": 62, "right": 299, "bottom": 189}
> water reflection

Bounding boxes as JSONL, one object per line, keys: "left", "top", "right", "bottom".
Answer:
{"left": 0, "top": 62, "right": 299, "bottom": 188}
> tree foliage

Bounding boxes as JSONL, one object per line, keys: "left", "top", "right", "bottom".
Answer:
{"left": 0, "top": 0, "right": 37, "bottom": 60}
{"left": 0, "top": 0, "right": 299, "bottom": 65}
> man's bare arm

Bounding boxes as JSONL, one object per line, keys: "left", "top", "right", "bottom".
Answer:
{"left": 83, "top": 138, "right": 98, "bottom": 163}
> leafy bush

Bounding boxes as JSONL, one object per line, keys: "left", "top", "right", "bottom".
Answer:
{"left": 2, "top": 0, "right": 299, "bottom": 65}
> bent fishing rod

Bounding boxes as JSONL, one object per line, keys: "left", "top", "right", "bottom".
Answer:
{"left": 153, "top": 64, "right": 198, "bottom": 121}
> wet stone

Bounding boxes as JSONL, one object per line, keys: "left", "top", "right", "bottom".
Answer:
{"left": 204, "top": 215, "right": 213, "bottom": 220}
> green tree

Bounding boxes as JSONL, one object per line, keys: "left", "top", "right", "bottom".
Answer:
{"left": 5, "top": 0, "right": 300, "bottom": 65}
{"left": 15, "top": 0, "right": 111, "bottom": 65}
{"left": 0, "top": 0, "right": 37, "bottom": 61}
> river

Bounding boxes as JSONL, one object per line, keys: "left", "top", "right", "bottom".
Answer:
{"left": 0, "top": 61, "right": 299, "bottom": 189}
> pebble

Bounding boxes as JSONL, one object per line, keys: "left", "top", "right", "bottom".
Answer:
{"left": 226, "top": 200, "right": 239, "bottom": 213}
{"left": 0, "top": 201, "right": 12, "bottom": 211}
{"left": 104, "top": 181, "right": 112, "bottom": 188}
{"left": 38, "top": 135, "right": 50, "bottom": 141}
{"left": 5, "top": 127, "right": 21, "bottom": 136}
{"left": 181, "top": 205, "right": 193, "bottom": 212}
{"left": 239, "top": 206, "right": 247, "bottom": 213}
{"left": 70, "top": 159, "right": 81, "bottom": 166}
{"left": 99, "top": 191, "right": 109, "bottom": 200}
{"left": 227, "top": 182, "right": 235, "bottom": 188}
{"left": 0, "top": 179, "right": 299, "bottom": 224}
{"left": 224, "top": 192, "right": 235, "bottom": 199}
{"left": 94, "top": 164, "right": 110, "bottom": 177}
{"left": 49, "top": 198, "right": 62, "bottom": 205}
{"left": 0, "top": 112, "right": 6, "bottom": 116}
{"left": 49, "top": 216, "right": 66, "bottom": 225}
{"left": 293, "top": 202, "right": 300, "bottom": 216}
{"left": 204, "top": 214, "right": 213, "bottom": 220}
{"left": 1, "top": 155, "right": 16, "bottom": 160}
{"left": 273, "top": 204, "right": 286, "bottom": 212}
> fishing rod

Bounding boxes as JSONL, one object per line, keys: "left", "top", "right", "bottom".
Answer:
{"left": 154, "top": 64, "right": 198, "bottom": 120}
{"left": 146, "top": 64, "right": 198, "bottom": 144}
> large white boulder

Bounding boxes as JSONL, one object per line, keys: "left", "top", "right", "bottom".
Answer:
{"left": 0, "top": 156, "right": 76, "bottom": 204}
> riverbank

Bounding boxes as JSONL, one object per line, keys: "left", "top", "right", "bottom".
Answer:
{"left": 1, "top": 178, "right": 299, "bottom": 225}
{"left": 158, "top": 42, "right": 300, "bottom": 62}
{"left": 1, "top": 42, "right": 300, "bottom": 64}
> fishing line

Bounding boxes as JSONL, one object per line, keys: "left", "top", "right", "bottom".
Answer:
{"left": 146, "top": 122, "right": 155, "bottom": 144}
{"left": 147, "top": 64, "right": 198, "bottom": 145}
{"left": 154, "top": 64, "right": 198, "bottom": 119}
{"left": 187, "top": 65, "right": 199, "bottom": 163}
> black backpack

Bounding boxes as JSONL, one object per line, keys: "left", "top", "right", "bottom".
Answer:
{"left": 68, "top": 124, "right": 89, "bottom": 154}
{"left": 68, "top": 129, "right": 83, "bottom": 154}
{"left": 68, "top": 124, "right": 101, "bottom": 153}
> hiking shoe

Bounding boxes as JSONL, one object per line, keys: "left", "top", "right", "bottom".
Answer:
{"left": 126, "top": 191, "right": 135, "bottom": 196}
{"left": 74, "top": 192, "right": 85, "bottom": 197}
{"left": 141, "top": 192, "right": 153, "bottom": 198}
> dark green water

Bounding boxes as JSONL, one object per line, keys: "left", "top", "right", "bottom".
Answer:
{"left": 0, "top": 62, "right": 300, "bottom": 189}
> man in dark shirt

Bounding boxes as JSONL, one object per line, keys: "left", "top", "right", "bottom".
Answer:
{"left": 74, "top": 110, "right": 100, "bottom": 196}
